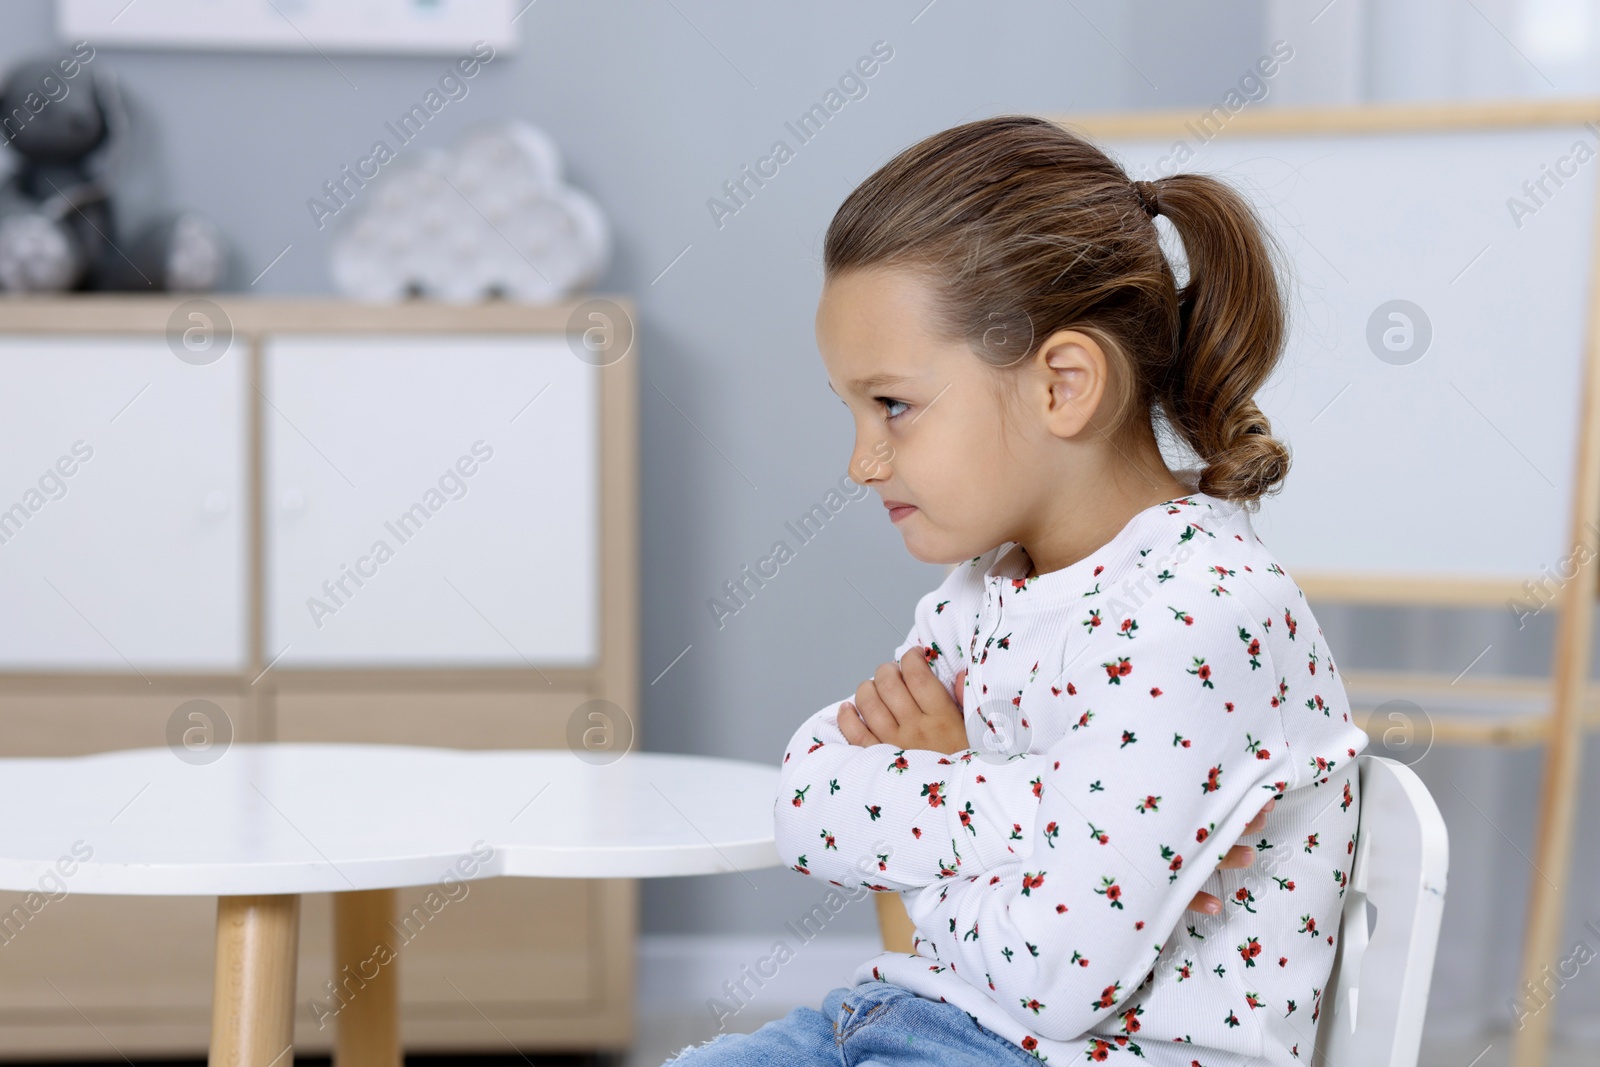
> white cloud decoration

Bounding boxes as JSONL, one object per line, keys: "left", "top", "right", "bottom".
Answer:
{"left": 329, "top": 122, "right": 610, "bottom": 303}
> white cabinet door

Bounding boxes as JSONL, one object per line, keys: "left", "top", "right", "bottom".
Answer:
{"left": 0, "top": 337, "right": 248, "bottom": 671}
{"left": 263, "top": 335, "right": 598, "bottom": 667}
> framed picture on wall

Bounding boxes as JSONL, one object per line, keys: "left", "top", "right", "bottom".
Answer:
{"left": 57, "top": 0, "right": 520, "bottom": 55}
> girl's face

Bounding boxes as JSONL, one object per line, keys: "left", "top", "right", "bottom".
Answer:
{"left": 815, "top": 267, "right": 1042, "bottom": 566}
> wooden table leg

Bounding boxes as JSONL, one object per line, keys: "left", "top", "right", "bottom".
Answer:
{"left": 874, "top": 892, "right": 916, "bottom": 954}
{"left": 333, "top": 888, "right": 401, "bottom": 1067}
{"left": 210, "top": 894, "right": 300, "bottom": 1067}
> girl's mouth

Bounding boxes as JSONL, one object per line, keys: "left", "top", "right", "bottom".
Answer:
{"left": 886, "top": 504, "right": 917, "bottom": 523}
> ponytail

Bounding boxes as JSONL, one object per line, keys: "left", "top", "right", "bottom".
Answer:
{"left": 1146, "top": 172, "right": 1291, "bottom": 507}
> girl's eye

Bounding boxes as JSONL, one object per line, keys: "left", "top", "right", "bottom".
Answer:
{"left": 877, "top": 397, "right": 910, "bottom": 419}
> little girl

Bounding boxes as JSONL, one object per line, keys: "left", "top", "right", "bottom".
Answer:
{"left": 667, "top": 115, "right": 1365, "bottom": 1066}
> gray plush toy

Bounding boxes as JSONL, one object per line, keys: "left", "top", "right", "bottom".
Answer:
{"left": 0, "top": 49, "right": 228, "bottom": 292}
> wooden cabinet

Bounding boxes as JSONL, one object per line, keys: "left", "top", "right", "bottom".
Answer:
{"left": 0, "top": 297, "right": 639, "bottom": 1059}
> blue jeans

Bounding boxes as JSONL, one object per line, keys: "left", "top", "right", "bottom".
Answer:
{"left": 662, "top": 982, "right": 1037, "bottom": 1066}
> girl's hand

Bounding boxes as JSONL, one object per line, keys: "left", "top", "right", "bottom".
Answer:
{"left": 836, "top": 652, "right": 1276, "bottom": 914}
{"left": 1187, "top": 798, "right": 1275, "bottom": 914}
{"left": 837, "top": 649, "right": 970, "bottom": 755}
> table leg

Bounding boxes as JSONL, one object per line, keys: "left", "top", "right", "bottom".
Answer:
{"left": 210, "top": 894, "right": 300, "bottom": 1067}
{"left": 873, "top": 892, "right": 916, "bottom": 954}
{"left": 332, "top": 888, "right": 401, "bottom": 1067}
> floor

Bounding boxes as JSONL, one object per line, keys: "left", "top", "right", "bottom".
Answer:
{"left": 1412, "top": 1038, "right": 1600, "bottom": 1067}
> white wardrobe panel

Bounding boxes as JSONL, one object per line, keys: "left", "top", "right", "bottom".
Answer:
{"left": 263, "top": 335, "right": 598, "bottom": 667}
{"left": 0, "top": 336, "right": 248, "bottom": 670}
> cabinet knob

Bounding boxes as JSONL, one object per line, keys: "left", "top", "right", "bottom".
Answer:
{"left": 203, "top": 490, "right": 229, "bottom": 515}
{"left": 280, "top": 487, "right": 306, "bottom": 513}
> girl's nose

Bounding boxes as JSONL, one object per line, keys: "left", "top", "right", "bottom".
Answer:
{"left": 852, "top": 460, "right": 888, "bottom": 486}
{"left": 850, "top": 438, "right": 893, "bottom": 485}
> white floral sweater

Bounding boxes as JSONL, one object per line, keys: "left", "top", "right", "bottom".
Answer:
{"left": 774, "top": 493, "right": 1368, "bottom": 1065}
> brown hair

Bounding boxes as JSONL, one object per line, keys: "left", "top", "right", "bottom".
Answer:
{"left": 822, "top": 114, "right": 1291, "bottom": 509}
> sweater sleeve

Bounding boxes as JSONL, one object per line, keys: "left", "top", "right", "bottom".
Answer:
{"left": 901, "top": 582, "right": 1304, "bottom": 1041}
{"left": 773, "top": 555, "right": 1043, "bottom": 891}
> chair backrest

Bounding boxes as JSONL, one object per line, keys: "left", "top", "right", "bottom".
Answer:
{"left": 1313, "top": 754, "right": 1449, "bottom": 1067}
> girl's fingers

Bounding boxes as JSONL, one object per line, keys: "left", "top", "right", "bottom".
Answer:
{"left": 1186, "top": 891, "right": 1222, "bottom": 915}
{"left": 954, "top": 668, "right": 968, "bottom": 710}
{"left": 836, "top": 700, "right": 880, "bottom": 746}
{"left": 1243, "top": 797, "right": 1277, "bottom": 835}
{"left": 900, "top": 648, "right": 957, "bottom": 715}
{"left": 853, "top": 675, "right": 903, "bottom": 738}
{"left": 1217, "top": 844, "right": 1255, "bottom": 870}
{"left": 868, "top": 658, "right": 920, "bottom": 727}
{"left": 864, "top": 655, "right": 928, "bottom": 729}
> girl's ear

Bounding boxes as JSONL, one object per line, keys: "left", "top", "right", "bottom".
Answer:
{"left": 1034, "top": 329, "right": 1107, "bottom": 440}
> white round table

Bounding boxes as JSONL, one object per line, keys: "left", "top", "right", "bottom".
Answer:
{"left": 0, "top": 743, "right": 782, "bottom": 1067}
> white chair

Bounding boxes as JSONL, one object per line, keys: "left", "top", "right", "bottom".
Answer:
{"left": 1314, "top": 754, "right": 1450, "bottom": 1067}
